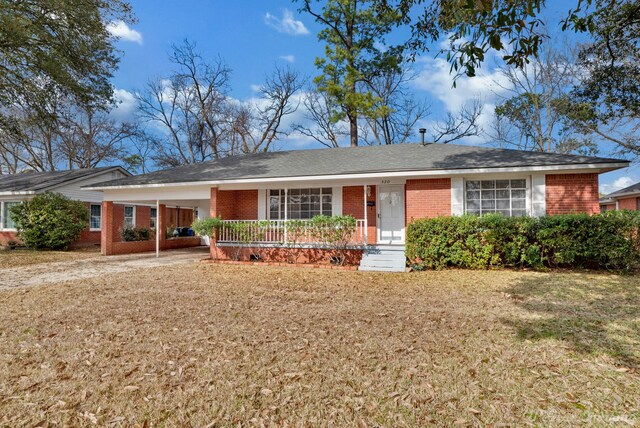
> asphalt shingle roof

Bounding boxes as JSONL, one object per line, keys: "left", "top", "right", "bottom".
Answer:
{"left": 607, "top": 180, "right": 640, "bottom": 197}
{"left": 90, "top": 143, "right": 627, "bottom": 188}
{"left": 0, "top": 167, "right": 125, "bottom": 193}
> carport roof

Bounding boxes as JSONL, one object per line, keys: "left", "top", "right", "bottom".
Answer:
{"left": 86, "top": 143, "right": 628, "bottom": 189}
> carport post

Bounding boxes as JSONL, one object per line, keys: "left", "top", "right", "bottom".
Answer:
{"left": 156, "top": 199, "right": 160, "bottom": 258}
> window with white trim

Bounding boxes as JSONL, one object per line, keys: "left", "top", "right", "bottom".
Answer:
{"left": 124, "top": 205, "right": 135, "bottom": 227}
{"left": 269, "top": 188, "right": 333, "bottom": 220}
{"left": 465, "top": 179, "right": 527, "bottom": 217}
{"left": 150, "top": 208, "right": 157, "bottom": 229}
{"left": 90, "top": 204, "right": 102, "bottom": 230}
{"left": 1, "top": 201, "right": 19, "bottom": 229}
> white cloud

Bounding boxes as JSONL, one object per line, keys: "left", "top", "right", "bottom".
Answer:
{"left": 600, "top": 176, "right": 636, "bottom": 194}
{"left": 111, "top": 88, "right": 137, "bottom": 121}
{"left": 413, "top": 56, "right": 509, "bottom": 114}
{"left": 279, "top": 54, "right": 296, "bottom": 63}
{"left": 106, "top": 20, "right": 143, "bottom": 45}
{"left": 264, "top": 9, "right": 309, "bottom": 36}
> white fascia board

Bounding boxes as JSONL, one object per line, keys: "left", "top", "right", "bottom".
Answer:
{"left": 87, "top": 162, "right": 628, "bottom": 191}
{"left": 609, "top": 191, "right": 640, "bottom": 200}
{"left": 0, "top": 191, "right": 36, "bottom": 196}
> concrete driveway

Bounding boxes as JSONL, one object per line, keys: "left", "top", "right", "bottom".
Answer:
{"left": 0, "top": 247, "right": 210, "bottom": 291}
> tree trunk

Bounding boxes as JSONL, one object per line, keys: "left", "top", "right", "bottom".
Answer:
{"left": 349, "top": 112, "right": 358, "bottom": 147}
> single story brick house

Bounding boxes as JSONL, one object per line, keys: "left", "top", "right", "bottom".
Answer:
{"left": 0, "top": 167, "right": 195, "bottom": 249}
{"left": 87, "top": 143, "right": 628, "bottom": 271}
{"left": 600, "top": 180, "right": 640, "bottom": 212}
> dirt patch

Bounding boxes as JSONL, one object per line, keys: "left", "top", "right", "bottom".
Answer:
{"left": 0, "top": 266, "right": 638, "bottom": 426}
{"left": 0, "top": 247, "right": 209, "bottom": 290}
{"left": 0, "top": 247, "right": 99, "bottom": 269}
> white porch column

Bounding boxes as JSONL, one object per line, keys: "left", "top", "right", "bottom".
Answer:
{"left": 283, "top": 188, "right": 288, "bottom": 244}
{"left": 155, "top": 199, "right": 160, "bottom": 258}
{"left": 363, "top": 185, "right": 368, "bottom": 245}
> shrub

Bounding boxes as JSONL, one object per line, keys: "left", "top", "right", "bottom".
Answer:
{"left": 9, "top": 192, "right": 89, "bottom": 250}
{"left": 309, "top": 215, "right": 357, "bottom": 265}
{"left": 406, "top": 212, "right": 640, "bottom": 271}
{"left": 191, "top": 217, "right": 223, "bottom": 238}
{"left": 120, "top": 226, "right": 152, "bottom": 242}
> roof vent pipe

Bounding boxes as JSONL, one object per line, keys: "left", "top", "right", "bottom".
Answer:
{"left": 419, "top": 128, "right": 426, "bottom": 145}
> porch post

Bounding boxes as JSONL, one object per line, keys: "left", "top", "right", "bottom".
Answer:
{"left": 363, "top": 185, "right": 368, "bottom": 245}
{"left": 283, "top": 188, "right": 288, "bottom": 244}
{"left": 101, "top": 201, "right": 114, "bottom": 256}
{"left": 155, "top": 199, "right": 160, "bottom": 258}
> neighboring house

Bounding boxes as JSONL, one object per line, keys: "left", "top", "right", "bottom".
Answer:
{"left": 87, "top": 143, "right": 628, "bottom": 270}
{"left": 0, "top": 167, "right": 134, "bottom": 248}
{"left": 600, "top": 181, "right": 640, "bottom": 212}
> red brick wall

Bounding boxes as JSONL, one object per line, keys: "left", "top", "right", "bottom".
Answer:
{"left": 212, "top": 245, "right": 363, "bottom": 265}
{"left": 211, "top": 189, "right": 258, "bottom": 220}
{"left": 405, "top": 178, "right": 451, "bottom": 222}
{"left": 600, "top": 203, "right": 617, "bottom": 213}
{"left": 342, "top": 185, "right": 376, "bottom": 244}
{"left": 0, "top": 231, "right": 18, "bottom": 244}
{"left": 166, "top": 207, "right": 195, "bottom": 227}
{"left": 617, "top": 197, "right": 639, "bottom": 211}
{"left": 546, "top": 173, "right": 600, "bottom": 215}
{"left": 108, "top": 237, "right": 201, "bottom": 256}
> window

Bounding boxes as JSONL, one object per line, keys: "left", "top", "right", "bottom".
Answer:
{"left": 124, "top": 206, "right": 135, "bottom": 227}
{"left": 2, "top": 202, "right": 19, "bottom": 229}
{"left": 150, "top": 208, "right": 157, "bottom": 229}
{"left": 269, "top": 188, "right": 333, "bottom": 220}
{"left": 90, "top": 204, "right": 102, "bottom": 230}
{"left": 465, "top": 179, "right": 527, "bottom": 217}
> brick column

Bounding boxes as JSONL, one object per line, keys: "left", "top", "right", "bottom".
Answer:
{"left": 101, "top": 201, "right": 114, "bottom": 256}
{"left": 209, "top": 187, "right": 218, "bottom": 258}
{"left": 157, "top": 204, "right": 167, "bottom": 251}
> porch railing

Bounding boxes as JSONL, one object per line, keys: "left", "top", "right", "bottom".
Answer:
{"left": 218, "top": 219, "right": 367, "bottom": 246}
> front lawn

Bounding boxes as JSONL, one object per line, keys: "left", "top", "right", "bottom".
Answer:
{"left": 0, "top": 247, "right": 99, "bottom": 269}
{"left": 0, "top": 266, "right": 637, "bottom": 426}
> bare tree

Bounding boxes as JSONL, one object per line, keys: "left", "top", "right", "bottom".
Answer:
{"left": 431, "top": 99, "right": 484, "bottom": 144}
{"left": 293, "top": 89, "right": 349, "bottom": 148}
{"left": 490, "top": 45, "right": 592, "bottom": 154}
{"left": 231, "top": 67, "right": 304, "bottom": 153}
{"left": 136, "top": 40, "right": 233, "bottom": 167}
{"left": 360, "top": 68, "right": 431, "bottom": 145}
{"left": 57, "top": 105, "right": 135, "bottom": 169}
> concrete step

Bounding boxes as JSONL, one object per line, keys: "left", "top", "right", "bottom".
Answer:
{"left": 359, "top": 265, "right": 406, "bottom": 272}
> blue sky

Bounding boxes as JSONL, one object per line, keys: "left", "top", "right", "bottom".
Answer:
{"left": 107, "top": 0, "right": 638, "bottom": 193}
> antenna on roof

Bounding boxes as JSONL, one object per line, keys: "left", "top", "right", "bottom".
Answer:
{"left": 419, "top": 128, "right": 426, "bottom": 146}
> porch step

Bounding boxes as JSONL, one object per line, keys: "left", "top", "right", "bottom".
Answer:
{"left": 359, "top": 246, "right": 406, "bottom": 272}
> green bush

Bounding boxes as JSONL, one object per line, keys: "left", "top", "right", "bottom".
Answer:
{"left": 406, "top": 212, "right": 640, "bottom": 271}
{"left": 9, "top": 192, "right": 89, "bottom": 250}
{"left": 120, "top": 226, "right": 152, "bottom": 242}
{"left": 191, "top": 217, "right": 223, "bottom": 237}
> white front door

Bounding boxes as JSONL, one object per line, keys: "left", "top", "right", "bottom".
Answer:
{"left": 378, "top": 185, "right": 405, "bottom": 244}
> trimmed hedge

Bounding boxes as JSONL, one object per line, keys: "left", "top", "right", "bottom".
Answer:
{"left": 120, "top": 226, "right": 152, "bottom": 242}
{"left": 406, "top": 212, "right": 640, "bottom": 271}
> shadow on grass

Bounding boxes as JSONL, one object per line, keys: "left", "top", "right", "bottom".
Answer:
{"left": 502, "top": 272, "right": 640, "bottom": 369}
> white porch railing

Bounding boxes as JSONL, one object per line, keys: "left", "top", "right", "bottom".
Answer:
{"left": 218, "top": 219, "right": 367, "bottom": 246}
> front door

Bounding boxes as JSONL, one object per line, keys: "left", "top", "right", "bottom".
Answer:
{"left": 378, "top": 185, "right": 405, "bottom": 244}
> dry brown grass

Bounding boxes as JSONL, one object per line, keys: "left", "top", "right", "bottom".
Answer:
{"left": 0, "top": 265, "right": 638, "bottom": 427}
{"left": 0, "top": 247, "right": 99, "bottom": 269}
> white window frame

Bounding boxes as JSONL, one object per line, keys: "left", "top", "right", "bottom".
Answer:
{"left": 268, "top": 187, "right": 333, "bottom": 220}
{"left": 89, "top": 204, "right": 102, "bottom": 231}
{"left": 0, "top": 201, "right": 20, "bottom": 231}
{"left": 463, "top": 177, "right": 531, "bottom": 217}
{"left": 150, "top": 207, "right": 157, "bottom": 229}
{"left": 124, "top": 205, "right": 136, "bottom": 227}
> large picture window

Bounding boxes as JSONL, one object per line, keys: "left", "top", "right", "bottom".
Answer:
{"left": 465, "top": 179, "right": 527, "bottom": 217}
{"left": 90, "top": 204, "right": 102, "bottom": 230}
{"left": 269, "top": 188, "right": 333, "bottom": 220}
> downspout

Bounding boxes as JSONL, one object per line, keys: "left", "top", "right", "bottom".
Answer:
{"left": 363, "top": 185, "right": 368, "bottom": 245}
